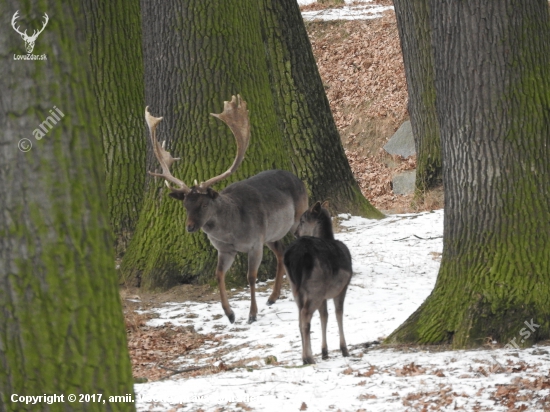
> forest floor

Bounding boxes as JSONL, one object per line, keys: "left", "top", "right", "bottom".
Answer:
{"left": 302, "top": 2, "right": 443, "bottom": 214}
{"left": 128, "top": 210, "right": 550, "bottom": 411}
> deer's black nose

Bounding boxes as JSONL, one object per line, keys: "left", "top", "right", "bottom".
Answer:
{"left": 187, "top": 224, "right": 198, "bottom": 233}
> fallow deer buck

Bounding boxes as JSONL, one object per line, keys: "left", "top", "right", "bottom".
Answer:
{"left": 284, "top": 201, "right": 352, "bottom": 364}
{"left": 145, "top": 95, "right": 308, "bottom": 324}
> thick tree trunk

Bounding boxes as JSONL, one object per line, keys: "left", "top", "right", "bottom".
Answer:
{"left": 121, "top": 1, "right": 382, "bottom": 290}
{"left": 393, "top": 0, "right": 442, "bottom": 192}
{"left": 0, "top": 1, "right": 135, "bottom": 410}
{"left": 388, "top": 0, "right": 550, "bottom": 348}
{"left": 121, "top": 0, "right": 288, "bottom": 289}
{"left": 85, "top": 0, "right": 146, "bottom": 258}
{"left": 259, "top": 0, "right": 383, "bottom": 218}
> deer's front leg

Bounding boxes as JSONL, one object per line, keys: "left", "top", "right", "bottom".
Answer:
{"left": 247, "top": 247, "right": 263, "bottom": 323}
{"left": 217, "top": 252, "right": 237, "bottom": 323}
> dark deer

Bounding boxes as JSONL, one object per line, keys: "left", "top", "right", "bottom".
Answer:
{"left": 145, "top": 95, "right": 308, "bottom": 324}
{"left": 284, "top": 201, "right": 352, "bottom": 364}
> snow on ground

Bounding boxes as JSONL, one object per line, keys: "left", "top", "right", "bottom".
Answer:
{"left": 134, "top": 210, "right": 550, "bottom": 411}
{"left": 298, "top": 0, "right": 394, "bottom": 21}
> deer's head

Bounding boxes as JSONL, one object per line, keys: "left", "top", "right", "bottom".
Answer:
{"left": 145, "top": 95, "right": 250, "bottom": 233}
{"left": 12, "top": 11, "right": 49, "bottom": 54}
{"left": 295, "top": 201, "right": 333, "bottom": 239}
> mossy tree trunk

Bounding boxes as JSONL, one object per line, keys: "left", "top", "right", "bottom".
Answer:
{"left": 121, "top": 1, "right": 382, "bottom": 290}
{"left": 393, "top": 0, "right": 442, "bottom": 192}
{"left": 259, "top": 0, "right": 383, "bottom": 218}
{"left": 121, "top": 0, "right": 288, "bottom": 290}
{"left": 85, "top": 0, "right": 146, "bottom": 258}
{"left": 0, "top": 1, "right": 135, "bottom": 410}
{"left": 387, "top": 0, "right": 550, "bottom": 348}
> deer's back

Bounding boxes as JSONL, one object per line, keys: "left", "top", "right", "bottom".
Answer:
{"left": 219, "top": 170, "right": 307, "bottom": 243}
{"left": 284, "top": 236, "right": 352, "bottom": 295}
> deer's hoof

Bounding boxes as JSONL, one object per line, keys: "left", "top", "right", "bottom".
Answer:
{"left": 341, "top": 347, "right": 350, "bottom": 357}
{"left": 303, "top": 357, "right": 316, "bottom": 365}
{"left": 322, "top": 348, "right": 329, "bottom": 360}
{"left": 266, "top": 299, "right": 275, "bottom": 306}
{"left": 247, "top": 315, "right": 257, "bottom": 324}
{"left": 227, "top": 312, "right": 235, "bottom": 324}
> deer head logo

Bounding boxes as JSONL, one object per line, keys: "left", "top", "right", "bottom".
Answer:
{"left": 11, "top": 10, "right": 49, "bottom": 54}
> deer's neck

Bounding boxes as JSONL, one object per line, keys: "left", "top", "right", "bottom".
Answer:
{"left": 314, "top": 216, "right": 335, "bottom": 240}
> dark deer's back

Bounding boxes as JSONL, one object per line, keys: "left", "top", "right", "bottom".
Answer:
{"left": 284, "top": 237, "right": 352, "bottom": 291}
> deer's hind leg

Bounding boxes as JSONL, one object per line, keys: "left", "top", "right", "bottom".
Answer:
{"left": 247, "top": 246, "right": 264, "bottom": 324}
{"left": 266, "top": 240, "right": 285, "bottom": 306}
{"left": 299, "top": 301, "right": 317, "bottom": 365}
{"left": 319, "top": 300, "right": 329, "bottom": 359}
{"left": 333, "top": 285, "right": 350, "bottom": 357}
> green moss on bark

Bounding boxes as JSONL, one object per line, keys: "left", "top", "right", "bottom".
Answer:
{"left": 0, "top": 1, "right": 135, "bottom": 410}
{"left": 85, "top": 0, "right": 146, "bottom": 258}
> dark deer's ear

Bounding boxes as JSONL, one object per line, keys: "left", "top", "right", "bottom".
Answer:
{"left": 206, "top": 188, "right": 219, "bottom": 200}
{"left": 321, "top": 200, "right": 330, "bottom": 210}
{"left": 311, "top": 201, "right": 322, "bottom": 215}
{"left": 169, "top": 192, "right": 186, "bottom": 201}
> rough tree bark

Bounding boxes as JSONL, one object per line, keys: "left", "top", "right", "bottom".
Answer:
{"left": 393, "top": 0, "right": 442, "bottom": 192}
{"left": 85, "top": 0, "right": 146, "bottom": 258}
{"left": 0, "top": 1, "right": 135, "bottom": 410}
{"left": 121, "top": 1, "right": 381, "bottom": 290}
{"left": 259, "top": 0, "right": 382, "bottom": 218}
{"left": 120, "top": 0, "right": 288, "bottom": 290}
{"left": 388, "top": 0, "right": 550, "bottom": 348}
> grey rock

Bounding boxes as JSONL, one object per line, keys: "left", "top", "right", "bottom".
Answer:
{"left": 384, "top": 120, "right": 415, "bottom": 158}
{"left": 392, "top": 170, "right": 416, "bottom": 195}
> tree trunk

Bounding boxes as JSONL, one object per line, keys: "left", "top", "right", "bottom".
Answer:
{"left": 0, "top": 2, "right": 135, "bottom": 410}
{"left": 121, "top": 1, "right": 382, "bottom": 290}
{"left": 393, "top": 0, "right": 442, "bottom": 192}
{"left": 121, "top": 0, "right": 288, "bottom": 289}
{"left": 259, "top": 0, "right": 383, "bottom": 218}
{"left": 85, "top": 0, "right": 146, "bottom": 258}
{"left": 388, "top": 0, "right": 550, "bottom": 348}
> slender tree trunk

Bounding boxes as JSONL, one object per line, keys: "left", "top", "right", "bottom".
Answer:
{"left": 0, "top": 1, "right": 135, "bottom": 410}
{"left": 388, "top": 0, "right": 550, "bottom": 348}
{"left": 259, "top": 0, "right": 383, "bottom": 218}
{"left": 393, "top": 0, "right": 442, "bottom": 192}
{"left": 85, "top": 0, "right": 146, "bottom": 258}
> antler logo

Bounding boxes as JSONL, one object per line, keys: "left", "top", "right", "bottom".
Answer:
{"left": 12, "top": 10, "right": 49, "bottom": 54}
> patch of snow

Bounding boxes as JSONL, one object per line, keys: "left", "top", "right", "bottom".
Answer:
{"left": 134, "top": 210, "right": 550, "bottom": 411}
{"left": 298, "top": 0, "right": 394, "bottom": 21}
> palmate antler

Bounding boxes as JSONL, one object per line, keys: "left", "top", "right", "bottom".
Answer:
{"left": 146, "top": 95, "right": 251, "bottom": 194}
{"left": 145, "top": 107, "right": 191, "bottom": 194}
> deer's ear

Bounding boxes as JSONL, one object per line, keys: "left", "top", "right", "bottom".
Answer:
{"left": 206, "top": 188, "right": 219, "bottom": 200}
{"left": 311, "top": 201, "right": 322, "bottom": 215}
{"left": 321, "top": 200, "right": 330, "bottom": 210}
{"left": 169, "top": 192, "right": 186, "bottom": 201}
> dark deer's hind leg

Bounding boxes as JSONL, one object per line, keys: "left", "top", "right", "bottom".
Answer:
{"left": 319, "top": 300, "right": 329, "bottom": 359}
{"left": 266, "top": 240, "right": 285, "bottom": 305}
{"left": 216, "top": 251, "right": 237, "bottom": 323}
{"left": 334, "top": 286, "right": 349, "bottom": 357}
{"left": 300, "top": 302, "right": 317, "bottom": 365}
